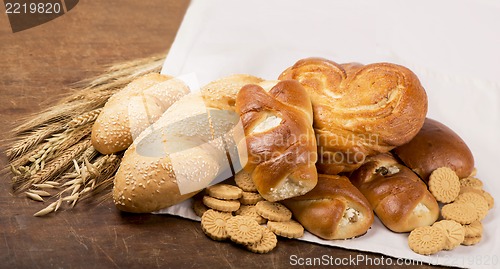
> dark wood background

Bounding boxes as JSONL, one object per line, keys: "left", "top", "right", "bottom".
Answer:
{"left": 0, "top": 1, "right": 444, "bottom": 268}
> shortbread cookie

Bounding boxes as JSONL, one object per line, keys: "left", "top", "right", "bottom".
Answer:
{"left": 255, "top": 201, "right": 292, "bottom": 222}
{"left": 234, "top": 171, "right": 258, "bottom": 192}
{"left": 441, "top": 203, "right": 478, "bottom": 224}
{"left": 226, "top": 216, "right": 263, "bottom": 245}
{"left": 459, "top": 188, "right": 495, "bottom": 210}
{"left": 193, "top": 198, "right": 209, "bottom": 217}
{"left": 239, "top": 191, "right": 264, "bottom": 205}
{"left": 201, "top": 209, "right": 232, "bottom": 241}
{"left": 428, "top": 167, "right": 460, "bottom": 203}
{"left": 459, "top": 177, "right": 483, "bottom": 190}
{"left": 459, "top": 186, "right": 483, "bottom": 196}
{"left": 203, "top": 196, "right": 240, "bottom": 212}
{"left": 482, "top": 190, "right": 495, "bottom": 210}
{"left": 462, "top": 234, "right": 482, "bottom": 246}
{"left": 463, "top": 221, "right": 483, "bottom": 238}
{"left": 206, "top": 184, "right": 243, "bottom": 200}
{"left": 455, "top": 192, "right": 488, "bottom": 221}
{"left": 432, "top": 220, "right": 465, "bottom": 250}
{"left": 408, "top": 226, "right": 446, "bottom": 255}
{"left": 246, "top": 227, "right": 278, "bottom": 254}
{"left": 462, "top": 221, "right": 483, "bottom": 246}
{"left": 235, "top": 205, "right": 267, "bottom": 224}
{"left": 267, "top": 220, "right": 304, "bottom": 239}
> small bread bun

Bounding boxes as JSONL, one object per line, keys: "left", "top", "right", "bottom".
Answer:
{"left": 92, "top": 73, "right": 189, "bottom": 154}
{"left": 282, "top": 174, "right": 374, "bottom": 240}
{"left": 350, "top": 153, "right": 440, "bottom": 233}
{"left": 393, "top": 118, "right": 474, "bottom": 182}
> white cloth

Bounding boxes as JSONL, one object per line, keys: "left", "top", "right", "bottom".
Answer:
{"left": 157, "top": 0, "right": 500, "bottom": 268}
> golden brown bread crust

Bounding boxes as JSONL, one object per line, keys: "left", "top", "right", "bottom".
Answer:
{"left": 112, "top": 75, "right": 265, "bottom": 213}
{"left": 350, "top": 153, "right": 439, "bottom": 232}
{"left": 235, "top": 80, "right": 318, "bottom": 202}
{"left": 92, "top": 73, "right": 189, "bottom": 154}
{"left": 113, "top": 143, "right": 200, "bottom": 213}
{"left": 201, "top": 74, "right": 264, "bottom": 111}
{"left": 282, "top": 174, "right": 374, "bottom": 240}
{"left": 392, "top": 118, "right": 474, "bottom": 182}
{"left": 113, "top": 92, "right": 226, "bottom": 213}
{"left": 279, "top": 58, "right": 428, "bottom": 174}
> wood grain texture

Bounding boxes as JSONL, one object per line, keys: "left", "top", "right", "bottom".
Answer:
{"left": 0, "top": 1, "right": 443, "bottom": 268}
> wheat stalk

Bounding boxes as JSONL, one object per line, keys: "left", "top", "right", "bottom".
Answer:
{"left": 10, "top": 127, "right": 89, "bottom": 182}
{"left": 6, "top": 123, "right": 64, "bottom": 160}
{"left": 66, "top": 108, "right": 102, "bottom": 129}
{"left": 33, "top": 154, "right": 121, "bottom": 216}
{"left": 31, "top": 139, "right": 92, "bottom": 184}
{"left": 3, "top": 53, "right": 165, "bottom": 216}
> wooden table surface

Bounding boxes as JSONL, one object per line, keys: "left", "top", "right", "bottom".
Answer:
{"left": 0, "top": 1, "right": 445, "bottom": 268}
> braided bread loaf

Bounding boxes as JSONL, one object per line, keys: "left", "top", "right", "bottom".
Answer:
{"left": 279, "top": 58, "right": 428, "bottom": 174}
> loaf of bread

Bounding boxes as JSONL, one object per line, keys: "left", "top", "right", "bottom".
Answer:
{"left": 279, "top": 58, "right": 428, "bottom": 174}
{"left": 282, "top": 174, "right": 374, "bottom": 240}
{"left": 349, "top": 153, "right": 439, "bottom": 232}
{"left": 235, "top": 80, "right": 318, "bottom": 202}
{"left": 113, "top": 75, "right": 262, "bottom": 213}
{"left": 392, "top": 118, "right": 474, "bottom": 182}
{"left": 92, "top": 73, "right": 189, "bottom": 154}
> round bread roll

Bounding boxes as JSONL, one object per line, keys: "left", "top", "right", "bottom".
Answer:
{"left": 91, "top": 73, "right": 189, "bottom": 154}
{"left": 392, "top": 118, "right": 474, "bottom": 183}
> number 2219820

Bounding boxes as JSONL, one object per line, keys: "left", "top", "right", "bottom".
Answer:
{"left": 5, "top": 2, "right": 62, "bottom": 14}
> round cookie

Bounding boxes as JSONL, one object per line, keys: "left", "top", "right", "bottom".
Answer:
{"left": 459, "top": 188, "right": 495, "bottom": 210}
{"left": 441, "top": 203, "right": 478, "bottom": 224}
{"left": 206, "top": 184, "right": 243, "bottom": 200}
{"left": 239, "top": 191, "right": 264, "bottom": 205}
{"left": 459, "top": 177, "right": 483, "bottom": 190}
{"left": 267, "top": 220, "right": 304, "bottom": 239}
{"left": 432, "top": 220, "right": 465, "bottom": 250}
{"left": 481, "top": 190, "right": 495, "bottom": 210}
{"left": 455, "top": 192, "right": 488, "bottom": 221}
{"left": 462, "top": 235, "right": 482, "bottom": 246}
{"left": 201, "top": 209, "right": 232, "bottom": 241}
{"left": 234, "top": 171, "right": 258, "bottom": 192}
{"left": 235, "top": 205, "right": 267, "bottom": 224}
{"left": 408, "top": 226, "right": 446, "bottom": 255}
{"left": 462, "top": 220, "right": 483, "bottom": 246}
{"left": 203, "top": 196, "right": 240, "bottom": 212}
{"left": 225, "top": 216, "right": 263, "bottom": 245}
{"left": 428, "top": 167, "right": 460, "bottom": 203}
{"left": 255, "top": 201, "right": 292, "bottom": 222}
{"left": 463, "top": 220, "right": 483, "bottom": 238}
{"left": 246, "top": 227, "right": 278, "bottom": 254}
{"left": 193, "top": 198, "right": 209, "bottom": 217}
